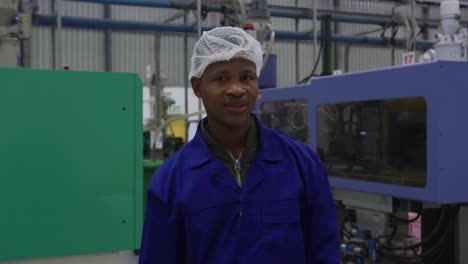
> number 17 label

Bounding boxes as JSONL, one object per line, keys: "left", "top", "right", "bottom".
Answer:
{"left": 402, "top": 51, "right": 416, "bottom": 65}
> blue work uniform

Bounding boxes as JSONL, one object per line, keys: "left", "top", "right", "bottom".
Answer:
{"left": 139, "top": 116, "right": 340, "bottom": 264}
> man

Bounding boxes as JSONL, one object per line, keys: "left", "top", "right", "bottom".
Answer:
{"left": 139, "top": 26, "right": 340, "bottom": 264}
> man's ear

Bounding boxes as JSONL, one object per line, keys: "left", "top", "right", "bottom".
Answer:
{"left": 191, "top": 77, "right": 202, "bottom": 98}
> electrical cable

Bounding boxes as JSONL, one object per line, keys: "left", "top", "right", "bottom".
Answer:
{"left": 344, "top": 27, "right": 383, "bottom": 73}
{"left": 375, "top": 221, "right": 398, "bottom": 243}
{"left": 390, "top": 211, "right": 421, "bottom": 223}
{"left": 382, "top": 220, "right": 454, "bottom": 261}
{"left": 298, "top": 23, "right": 326, "bottom": 84}
{"left": 344, "top": 5, "right": 415, "bottom": 72}
{"left": 380, "top": 205, "right": 459, "bottom": 262}
{"left": 298, "top": 41, "right": 322, "bottom": 84}
{"left": 380, "top": 205, "right": 451, "bottom": 251}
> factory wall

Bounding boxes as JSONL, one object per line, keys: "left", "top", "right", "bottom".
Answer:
{"left": 27, "top": 0, "right": 464, "bottom": 143}
{"left": 29, "top": 0, "right": 455, "bottom": 89}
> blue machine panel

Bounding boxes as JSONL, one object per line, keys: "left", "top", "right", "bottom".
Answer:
{"left": 255, "top": 61, "right": 468, "bottom": 204}
{"left": 259, "top": 54, "right": 277, "bottom": 89}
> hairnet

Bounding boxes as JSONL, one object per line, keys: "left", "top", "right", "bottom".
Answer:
{"left": 189, "top": 26, "right": 264, "bottom": 79}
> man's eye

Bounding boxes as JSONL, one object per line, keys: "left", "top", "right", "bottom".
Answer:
{"left": 242, "top": 75, "right": 256, "bottom": 81}
{"left": 216, "top": 76, "right": 227, "bottom": 81}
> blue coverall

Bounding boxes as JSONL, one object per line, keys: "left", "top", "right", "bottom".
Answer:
{"left": 139, "top": 117, "right": 340, "bottom": 264}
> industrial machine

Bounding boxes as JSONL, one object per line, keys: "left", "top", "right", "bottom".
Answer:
{"left": 258, "top": 60, "right": 468, "bottom": 203}
{"left": 0, "top": 0, "right": 19, "bottom": 67}
{"left": 257, "top": 59, "right": 468, "bottom": 263}
{"left": 256, "top": 1, "right": 468, "bottom": 262}
{"left": 434, "top": 0, "right": 468, "bottom": 61}
{"left": 0, "top": 0, "right": 32, "bottom": 67}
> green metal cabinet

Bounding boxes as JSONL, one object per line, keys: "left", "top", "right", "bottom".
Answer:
{"left": 0, "top": 68, "right": 143, "bottom": 261}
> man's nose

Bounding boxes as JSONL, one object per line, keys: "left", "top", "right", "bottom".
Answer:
{"left": 226, "top": 81, "right": 245, "bottom": 95}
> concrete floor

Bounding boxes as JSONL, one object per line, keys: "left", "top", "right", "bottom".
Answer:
{"left": 0, "top": 251, "right": 138, "bottom": 264}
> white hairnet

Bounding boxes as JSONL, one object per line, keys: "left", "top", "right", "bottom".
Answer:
{"left": 189, "top": 26, "right": 264, "bottom": 79}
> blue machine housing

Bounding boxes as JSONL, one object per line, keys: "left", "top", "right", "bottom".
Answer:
{"left": 255, "top": 61, "right": 468, "bottom": 204}
{"left": 259, "top": 54, "right": 277, "bottom": 89}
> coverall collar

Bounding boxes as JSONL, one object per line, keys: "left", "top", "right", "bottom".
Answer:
{"left": 188, "top": 114, "right": 282, "bottom": 168}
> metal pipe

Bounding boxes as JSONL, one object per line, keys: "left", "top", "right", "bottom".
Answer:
{"left": 50, "top": 1, "right": 56, "bottom": 68}
{"left": 313, "top": 0, "right": 317, "bottom": 67}
{"left": 410, "top": 0, "right": 416, "bottom": 51}
{"left": 35, "top": 14, "right": 210, "bottom": 33}
{"left": 197, "top": 0, "right": 202, "bottom": 38}
{"left": 55, "top": 0, "right": 62, "bottom": 69}
{"left": 153, "top": 32, "right": 163, "bottom": 159}
{"left": 64, "top": 0, "right": 223, "bottom": 12}
{"left": 275, "top": 31, "right": 434, "bottom": 49}
{"left": 333, "top": 0, "right": 341, "bottom": 72}
{"left": 271, "top": 10, "right": 388, "bottom": 26}
{"left": 104, "top": 3, "right": 112, "bottom": 71}
{"left": 183, "top": 13, "right": 189, "bottom": 141}
{"left": 34, "top": 14, "right": 435, "bottom": 49}
{"left": 422, "top": 4, "right": 430, "bottom": 41}
{"left": 196, "top": 0, "right": 202, "bottom": 121}
{"left": 295, "top": 0, "right": 299, "bottom": 83}
{"left": 321, "top": 15, "right": 332, "bottom": 75}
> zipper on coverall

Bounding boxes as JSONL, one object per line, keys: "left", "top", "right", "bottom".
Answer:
{"left": 228, "top": 150, "right": 243, "bottom": 218}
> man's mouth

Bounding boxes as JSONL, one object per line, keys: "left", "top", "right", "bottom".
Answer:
{"left": 225, "top": 103, "right": 247, "bottom": 113}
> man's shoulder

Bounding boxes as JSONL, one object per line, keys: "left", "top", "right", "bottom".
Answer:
{"left": 148, "top": 141, "right": 198, "bottom": 189}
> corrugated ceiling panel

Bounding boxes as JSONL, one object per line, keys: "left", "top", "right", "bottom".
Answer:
{"left": 111, "top": 5, "right": 183, "bottom": 23}
{"left": 111, "top": 31, "right": 190, "bottom": 86}
{"left": 161, "top": 33, "right": 186, "bottom": 87}
{"left": 111, "top": 32, "right": 154, "bottom": 81}
{"left": 273, "top": 41, "right": 296, "bottom": 86}
{"left": 271, "top": 17, "right": 295, "bottom": 86}
{"left": 36, "top": 0, "right": 52, "bottom": 15}
{"left": 184, "top": 35, "right": 203, "bottom": 128}
{"left": 297, "top": 19, "right": 321, "bottom": 84}
{"left": 61, "top": 28, "right": 105, "bottom": 71}
{"left": 61, "top": 1, "right": 103, "bottom": 17}
{"left": 31, "top": 27, "right": 53, "bottom": 69}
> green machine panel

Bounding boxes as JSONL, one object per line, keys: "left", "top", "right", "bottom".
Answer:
{"left": 0, "top": 68, "right": 143, "bottom": 260}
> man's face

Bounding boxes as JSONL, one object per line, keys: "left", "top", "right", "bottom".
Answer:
{"left": 191, "top": 58, "right": 259, "bottom": 130}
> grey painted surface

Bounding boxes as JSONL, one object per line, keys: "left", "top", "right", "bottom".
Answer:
{"left": 0, "top": 253, "right": 119, "bottom": 264}
{"left": 0, "top": 251, "right": 139, "bottom": 264}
